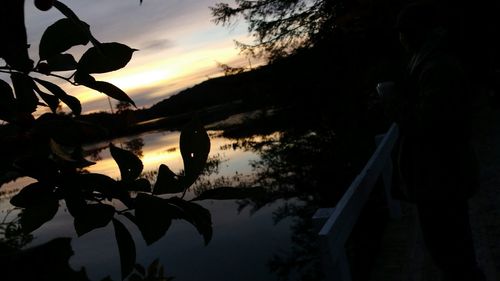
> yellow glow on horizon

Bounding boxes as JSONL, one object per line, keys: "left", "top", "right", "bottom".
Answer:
{"left": 87, "top": 151, "right": 182, "bottom": 179}
{"left": 141, "top": 150, "right": 181, "bottom": 170}
{"left": 62, "top": 41, "right": 264, "bottom": 113}
{"left": 104, "top": 69, "right": 174, "bottom": 92}
{"left": 86, "top": 133, "right": 259, "bottom": 181}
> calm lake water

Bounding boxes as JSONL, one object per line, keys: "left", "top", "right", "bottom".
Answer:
{"left": 0, "top": 129, "right": 322, "bottom": 281}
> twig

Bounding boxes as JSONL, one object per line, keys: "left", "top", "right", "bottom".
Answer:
{"left": 32, "top": 71, "right": 78, "bottom": 86}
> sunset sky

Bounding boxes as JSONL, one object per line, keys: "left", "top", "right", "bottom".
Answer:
{"left": 23, "top": 0, "right": 261, "bottom": 113}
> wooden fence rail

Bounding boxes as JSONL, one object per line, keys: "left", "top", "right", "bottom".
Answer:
{"left": 312, "top": 123, "right": 401, "bottom": 281}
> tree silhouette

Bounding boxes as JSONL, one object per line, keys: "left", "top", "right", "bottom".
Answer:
{"left": 216, "top": 61, "right": 245, "bottom": 76}
{"left": 211, "top": 0, "right": 340, "bottom": 59}
{"left": 116, "top": 101, "right": 133, "bottom": 114}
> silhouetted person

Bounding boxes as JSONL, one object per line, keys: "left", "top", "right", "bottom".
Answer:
{"left": 386, "top": 3, "right": 485, "bottom": 281}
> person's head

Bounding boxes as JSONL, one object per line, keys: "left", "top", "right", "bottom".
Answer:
{"left": 396, "top": 2, "right": 441, "bottom": 52}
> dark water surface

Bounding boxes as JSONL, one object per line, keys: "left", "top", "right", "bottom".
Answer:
{"left": 0, "top": 129, "right": 322, "bottom": 281}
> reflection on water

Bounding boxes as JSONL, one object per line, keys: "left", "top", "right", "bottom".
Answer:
{"left": 84, "top": 131, "right": 261, "bottom": 183}
{"left": 0, "top": 177, "right": 36, "bottom": 205}
{"left": 0, "top": 129, "right": 327, "bottom": 281}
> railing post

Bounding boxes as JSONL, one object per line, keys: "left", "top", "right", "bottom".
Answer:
{"left": 336, "top": 249, "right": 352, "bottom": 281}
{"left": 382, "top": 154, "right": 401, "bottom": 219}
{"left": 313, "top": 123, "right": 401, "bottom": 281}
{"left": 375, "top": 133, "right": 401, "bottom": 219}
{"left": 313, "top": 208, "right": 352, "bottom": 281}
{"left": 317, "top": 240, "right": 352, "bottom": 281}
{"left": 318, "top": 245, "right": 352, "bottom": 281}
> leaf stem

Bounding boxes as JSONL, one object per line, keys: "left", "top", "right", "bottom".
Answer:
{"left": 32, "top": 70, "right": 78, "bottom": 86}
{"left": 0, "top": 68, "right": 78, "bottom": 86}
{"left": 0, "top": 69, "right": 15, "bottom": 74}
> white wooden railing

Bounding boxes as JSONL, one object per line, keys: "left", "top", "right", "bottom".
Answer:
{"left": 312, "top": 123, "right": 401, "bottom": 281}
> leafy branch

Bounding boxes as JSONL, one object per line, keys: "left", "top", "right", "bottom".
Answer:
{"left": 7, "top": 120, "right": 212, "bottom": 280}
{"left": 0, "top": 0, "right": 137, "bottom": 120}
{"left": 0, "top": 1, "right": 213, "bottom": 280}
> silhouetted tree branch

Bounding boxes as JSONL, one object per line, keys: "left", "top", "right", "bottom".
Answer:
{"left": 211, "top": 0, "right": 340, "bottom": 60}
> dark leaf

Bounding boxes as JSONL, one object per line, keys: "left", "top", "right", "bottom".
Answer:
{"left": 152, "top": 164, "right": 183, "bottom": 195}
{"left": 78, "top": 42, "right": 137, "bottom": 74}
{"left": 134, "top": 193, "right": 180, "bottom": 245}
{"left": 110, "top": 143, "right": 143, "bottom": 181}
{"left": 34, "top": 78, "right": 81, "bottom": 115}
{"left": 57, "top": 93, "right": 81, "bottom": 115}
{"left": 0, "top": 1, "right": 33, "bottom": 72}
{"left": 180, "top": 121, "right": 210, "bottom": 187}
{"left": 19, "top": 200, "right": 59, "bottom": 233}
{"left": 0, "top": 79, "right": 16, "bottom": 121}
{"left": 168, "top": 197, "right": 212, "bottom": 245}
{"left": 191, "top": 186, "right": 266, "bottom": 201}
{"left": 86, "top": 81, "right": 135, "bottom": 106}
{"left": 64, "top": 195, "right": 87, "bottom": 218}
{"left": 113, "top": 219, "right": 136, "bottom": 280}
{"left": 36, "top": 92, "right": 60, "bottom": 113}
{"left": 13, "top": 155, "right": 60, "bottom": 182}
{"left": 74, "top": 173, "right": 118, "bottom": 198}
{"left": 33, "top": 83, "right": 59, "bottom": 113}
{"left": 37, "top": 62, "right": 51, "bottom": 74}
{"left": 74, "top": 204, "right": 115, "bottom": 236}
{"left": 39, "top": 18, "right": 90, "bottom": 60}
{"left": 11, "top": 73, "right": 38, "bottom": 113}
{"left": 0, "top": 79, "right": 15, "bottom": 101}
{"left": 0, "top": 79, "right": 14, "bottom": 100}
{"left": 74, "top": 71, "right": 96, "bottom": 85}
{"left": 49, "top": 139, "right": 96, "bottom": 167}
{"left": 53, "top": 1, "right": 100, "bottom": 46}
{"left": 76, "top": 173, "right": 116, "bottom": 187}
{"left": 129, "top": 178, "right": 151, "bottom": 192}
{"left": 59, "top": 93, "right": 81, "bottom": 115}
{"left": 10, "top": 182, "right": 56, "bottom": 208}
{"left": 49, "top": 138, "right": 76, "bottom": 162}
{"left": 46, "top": 53, "right": 78, "bottom": 71}
{"left": 34, "top": 113, "right": 85, "bottom": 145}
